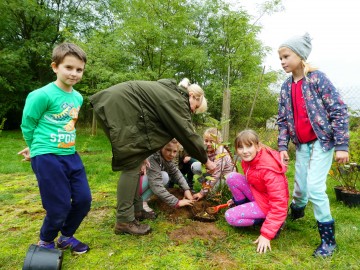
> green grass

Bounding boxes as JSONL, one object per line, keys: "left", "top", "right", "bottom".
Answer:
{"left": 1, "top": 129, "right": 359, "bottom": 269}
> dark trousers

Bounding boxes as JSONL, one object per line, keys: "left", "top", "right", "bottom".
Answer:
{"left": 168, "top": 158, "right": 197, "bottom": 189}
{"left": 180, "top": 158, "right": 197, "bottom": 189}
{"left": 31, "top": 153, "right": 92, "bottom": 242}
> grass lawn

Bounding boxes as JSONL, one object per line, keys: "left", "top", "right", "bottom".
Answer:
{"left": 0, "top": 129, "right": 359, "bottom": 270}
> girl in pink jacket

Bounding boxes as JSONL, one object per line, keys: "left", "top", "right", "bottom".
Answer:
{"left": 225, "top": 129, "right": 289, "bottom": 253}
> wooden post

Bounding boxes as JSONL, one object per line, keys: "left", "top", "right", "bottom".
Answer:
{"left": 221, "top": 64, "right": 231, "bottom": 142}
{"left": 91, "top": 109, "right": 97, "bottom": 136}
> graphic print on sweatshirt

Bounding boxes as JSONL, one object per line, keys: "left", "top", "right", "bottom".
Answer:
{"left": 45, "top": 102, "right": 80, "bottom": 148}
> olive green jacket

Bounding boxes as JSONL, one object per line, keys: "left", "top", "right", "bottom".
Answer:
{"left": 89, "top": 79, "right": 208, "bottom": 171}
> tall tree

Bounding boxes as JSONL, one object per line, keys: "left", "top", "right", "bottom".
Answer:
{"left": 202, "top": 5, "right": 279, "bottom": 131}
{"left": 107, "top": 0, "right": 211, "bottom": 81}
{"left": 0, "top": 0, "right": 105, "bottom": 128}
{"left": 0, "top": 0, "right": 282, "bottom": 130}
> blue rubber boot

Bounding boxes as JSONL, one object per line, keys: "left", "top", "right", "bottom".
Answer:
{"left": 288, "top": 202, "right": 306, "bottom": 221}
{"left": 313, "top": 220, "right": 337, "bottom": 258}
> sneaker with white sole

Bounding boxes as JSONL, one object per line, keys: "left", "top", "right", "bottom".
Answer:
{"left": 143, "top": 201, "right": 154, "bottom": 212}
{"left": 57, "top": 236, "right": 89, "bottom": 255}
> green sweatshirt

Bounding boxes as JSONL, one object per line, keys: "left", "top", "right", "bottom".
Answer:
{"left": 21, "top": 82, "right": 83, "bottom": 157}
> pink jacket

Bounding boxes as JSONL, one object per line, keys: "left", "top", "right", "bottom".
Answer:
{"left": 200, "top": 146, "right": 235, "bottom": 196}
{"left": 242, "top": 147, "right": 289, "bottom": 240}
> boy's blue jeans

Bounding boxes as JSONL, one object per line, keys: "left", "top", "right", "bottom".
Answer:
{"left": 31, "top": 153, "right": 92, "bottom": 242}
{"left": 293, "top": 140, "right": 334, "bottom": 222}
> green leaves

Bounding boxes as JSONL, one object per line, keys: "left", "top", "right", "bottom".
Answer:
{"left": 0, "top": 0, "right": 283, "bottom": 129}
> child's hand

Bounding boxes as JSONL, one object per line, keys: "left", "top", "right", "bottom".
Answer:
{"left": 253, "top": 235, "right": 271, "bottom": 254}
{"left": 140, "top": 159, "right": 150, "bottom": 175}
{"left": 193, "top": 192, "right": 204, "bottom": 201}
{"left": 279, "top": 151, "right": 289, "bottom": 165}
{"left": 205, "top": 159, "right": 216, "bottom": 174}
{"left": 183, "top": 156, "right": 191, "bottom": 163}
{"left": 335, "top": 150, "right": 349, "bottom": 164}
{"left": 227, "top": 199, "right": 234, "bottom": 206}
{"left": 18, "top": 147, "right": 30, "bottom": 161}
{"left": 178, "top": 199, "right": 194, "bottom": 207}
{"left": 184, "top": 190, "right": 193, "bottom": 200}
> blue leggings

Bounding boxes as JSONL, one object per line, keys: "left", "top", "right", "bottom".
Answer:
{"left": 139, "top": 172, "right": 169, "bottom": 201}
{"left": 31, "top": 153, "right": 92, "bottom": 242}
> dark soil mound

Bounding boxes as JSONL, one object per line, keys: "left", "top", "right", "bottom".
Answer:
{"left": 148, "top": 188, "right": 218, "bottom": 222}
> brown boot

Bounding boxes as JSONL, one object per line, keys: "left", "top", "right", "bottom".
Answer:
{"left": 114, "top": 220, "right": 151, "bottom": 235}
{"left": 135, "top": 210, "right": 157, "bottom": 221}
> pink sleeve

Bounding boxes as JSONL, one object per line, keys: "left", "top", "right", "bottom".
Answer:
{"left": 260, "top": 171, "right": 289, "bottom": 240}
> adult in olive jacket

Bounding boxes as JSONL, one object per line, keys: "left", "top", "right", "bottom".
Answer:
{"left": 90, "top": 78, "right": 215, "bottom": 235}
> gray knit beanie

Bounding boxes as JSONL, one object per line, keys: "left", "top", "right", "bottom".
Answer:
{"left": 279, "top": 32, "right": 312, "bottom": 60}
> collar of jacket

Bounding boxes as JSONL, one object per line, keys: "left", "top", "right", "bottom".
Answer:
{"left": 158, "top": 79, "right": 189, "bottom": 99}
{"left": 243, "top": 147, "right": 287, "bottom": 174}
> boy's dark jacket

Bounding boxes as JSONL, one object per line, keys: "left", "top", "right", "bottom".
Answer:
{"left": 89, "top": 79, "right": 207, "bottom": 171}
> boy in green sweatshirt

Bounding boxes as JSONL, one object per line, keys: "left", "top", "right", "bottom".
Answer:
{"left": 19, "top": 43, "right": 92, "bottom": 254}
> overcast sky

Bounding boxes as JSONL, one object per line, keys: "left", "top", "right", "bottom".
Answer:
{"left": 228, "top": 0, "right": 359, "bottom": 91}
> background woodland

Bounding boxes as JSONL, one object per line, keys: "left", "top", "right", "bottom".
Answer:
{"left": 0, "top": 0, "right": 283, "bottom": 132}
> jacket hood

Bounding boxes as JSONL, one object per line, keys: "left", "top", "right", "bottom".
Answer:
{"left": 242, "top": 147, "right": 287, "bottom": 174}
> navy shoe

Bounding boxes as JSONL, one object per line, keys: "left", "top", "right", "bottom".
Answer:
{"left": 57, "top": 236, "right": 90, "bottom": 255}
{"left": 38, "top": 240, "right": 55, "bottom": 249}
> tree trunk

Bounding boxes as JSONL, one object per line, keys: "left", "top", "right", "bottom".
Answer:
{"left": 221, "top": 65, "right": 231, "bottom": 142}
{"left": 91, "top": 109, "right": 97, "bottom": 136}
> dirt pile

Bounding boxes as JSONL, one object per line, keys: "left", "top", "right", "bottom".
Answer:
{"left": 168, "top": 221, "right": 226, "bottom": 244}
{"left": 148, "top": 188, "right": 218, "bottom": 222}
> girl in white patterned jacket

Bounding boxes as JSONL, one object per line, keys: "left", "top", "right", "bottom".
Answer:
{"left": 193, "top": 128, "right": 235, "bottom": 200}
